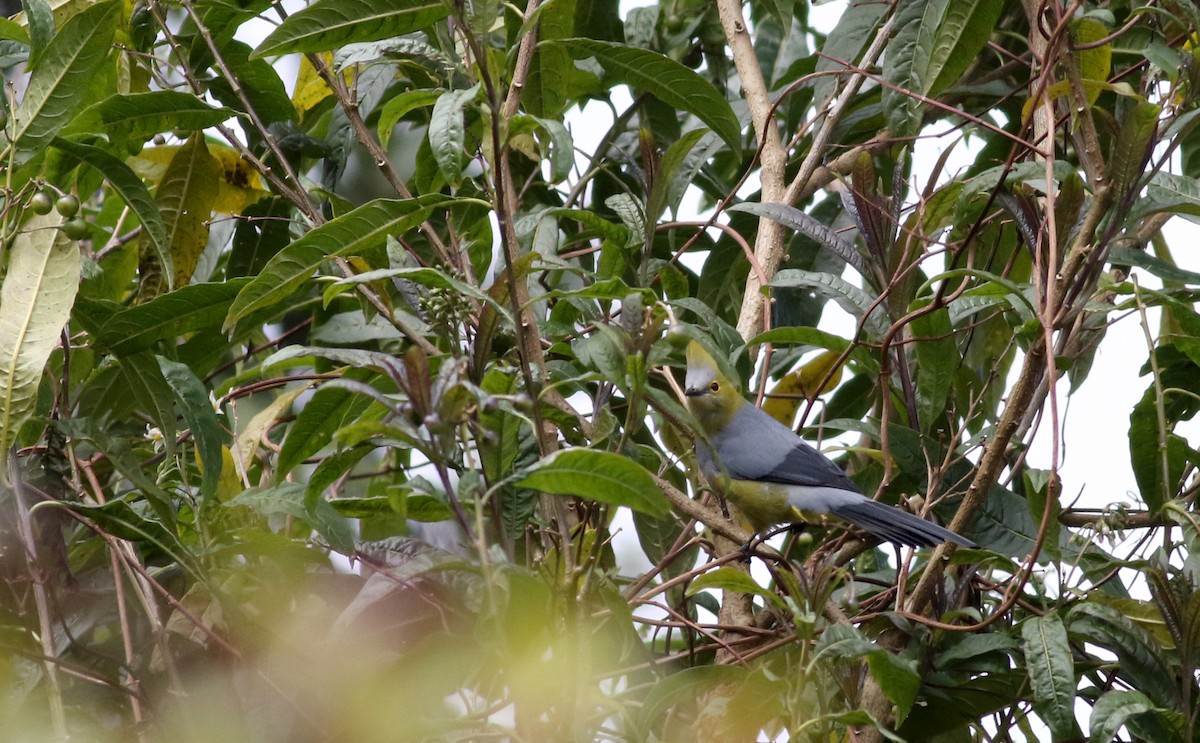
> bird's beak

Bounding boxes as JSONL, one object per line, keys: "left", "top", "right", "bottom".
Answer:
{"left": 684, "top": 387, "right": 701, "bottom": 397}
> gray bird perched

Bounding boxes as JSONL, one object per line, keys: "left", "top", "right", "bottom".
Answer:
{"left": 683, "top": 341, "right": 975, "bottom": 548}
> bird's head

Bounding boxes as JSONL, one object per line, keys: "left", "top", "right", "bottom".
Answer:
{"left": 684, "top": 341, "right": 743, "bottom": 429}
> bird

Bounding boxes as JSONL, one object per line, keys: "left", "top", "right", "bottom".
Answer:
{"left": 682, "top": 341, "right": 975, "bottom": 549}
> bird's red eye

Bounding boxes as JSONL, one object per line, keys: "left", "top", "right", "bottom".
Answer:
{"left": 709, "top": 381, "right": 720, "bottom": 392}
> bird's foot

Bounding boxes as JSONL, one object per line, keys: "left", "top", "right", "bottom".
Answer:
{"left": 739, "top": 523, "right": 806, "bottom": 560}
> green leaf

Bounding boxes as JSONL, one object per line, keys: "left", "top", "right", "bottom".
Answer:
{"left": 744, "top": 325, "right": 878, "bottom": 371}
{"left": 224, "top": 195, "right": 462, "bottom": 331}
{"left": 883, "top": 0, "right": 1003, "bottom": 137}
{"left": 117, "top": 352, "right": 178, "bottom": 453}
{"left": 377, "top": 88, "right": 439, "bottom": 149}
{"left": 1072, "top": 18, "right": 1112, "bottom": 93}
{"left": 306, "top": 447, "right": 373, "bottom": 510}
{"left": 1068, "top": 601, "right": 1178, "bottom": 709}
{"left": 154, "top": 133, "right": 221, "bottom": 290}
{"left": 157, "top": 356, "right": 226, "bottom": 500}
{"left": 543, "top": 38, "right": 742, "bottom": 153}
{"left": 1128, "top": 389, "right": 1187, "bottom": 513}
{"left": 687, "top": 566, "right": 787, "bottom": 610}
{"left": 730, "top": 201, "right": 867, "bottom": 279}
{"left": 1022, "top": 614, "right": 1077, "bottom": 740}
{"left": 96, "top": 280, "right": 250, "bottom": 356}
{"left": 229, "top": 483, "right": 355, "bottom": 555}
{"left": 1109, "top": 103, "right": 1160, "bottom": 200}
{"left": 11, "top": 1, "right": 117, "bottom": 158}
{"left": 89, "top": 91, "right": 233, "bottom": 150}
{"left": 253, "top": 0, "right": 451, "bottom": 58}
{"left": 428, "top": 84, "right": 479, "bottom": 189}
{"left": 50, "top": 136, "right": 169, "bottom": 281}
{"left": 865, "top": 652, "right": 921, "bottom": 725}
{"left": 646, "top": 127, "right": 708, "bottom": 224}
{"left": 64, "top": 498, "right": 198, "bottom": 575}
{"left": 635, "top": 666, "right": 749, "bottom": 735}
{"left": 0, "top": 213, "right": 80, "bottom": 460}
{"left": 769, "top": 269, "right": 886, "bottom": 336}
{"left": 911, "top": 305, "right": 956, "bottom": 432}
{"left": 1088, "top": 691, "right": 1163, "bottom": 743}
{"left": 207, "top": 41, "right": 295, "bottom": 125}
{"left": 229, "top": 197, "right": 292, "bottom": 278}
{"left": 1023, "top": 468, "right": 1061, "bottom": 562}
{"left": 0, "top": 17, "right": 31, "bottom": 46}
{"left": 514, "top": 448, "right": 668, "bottom": 518}
{"left": 325, "top": 266, "right": 509, "bottom": 320}
{"left": 1111, "top": 246, "right": 1200, "bottom": 285}
{"left": 278, "top": 370, "right": 379, "bottom": 479}
{"left": 24, "top": 0, "right": 53, "bottom": 66}
{"left": 1133, "top": 172, "right": 1200, "bottom": 222}
{"left": 968, "top": 484, "right": 1048, "bottom": 559}
{"left": 813, "top": 0, "right": 888, "bottom": 109}
{"left": 523, "top": 0, "right": 597, "bottom": 118}
{"left": 815, "top": 624, "right": 921, "bottom": 723}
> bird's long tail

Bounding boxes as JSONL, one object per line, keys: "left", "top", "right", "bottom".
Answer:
{"left": 832, "top": 499, "right": 975, "bottom": 548}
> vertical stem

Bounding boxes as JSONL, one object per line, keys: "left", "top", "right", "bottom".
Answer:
{"left": 715, "top": 0, "right": 787, "bottom": 344}
{"left": 9, "top": 451, "right": 67, "bottom": 740}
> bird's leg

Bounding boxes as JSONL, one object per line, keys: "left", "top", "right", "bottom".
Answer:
{"left": 740, "top": 523, "right": 806, "bottom": 560}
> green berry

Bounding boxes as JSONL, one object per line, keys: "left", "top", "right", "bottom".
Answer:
{"left": 61, "top": 218, "right": 88, "bottom": 240}
{"left": 29, "top": 192, "right": 54, "bottom": 215}
{"left": 55, "top": 194, "right": 80, "bottom": 218}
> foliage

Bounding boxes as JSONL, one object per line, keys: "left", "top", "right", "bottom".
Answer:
{"left": 0, "top": 0, "right": 1199, "bottom": 741}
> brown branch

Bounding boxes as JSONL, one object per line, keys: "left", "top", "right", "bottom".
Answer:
{"left": 715, "top": 0, "right": 788, "bottom": 343}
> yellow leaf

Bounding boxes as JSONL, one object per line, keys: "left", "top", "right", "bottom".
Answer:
{"left": 1071, "top": 18, "right": 1111, "bottom": 86}
{"left": 128, "top": 141, "right": 269, "bottom": 215}
{"left": 137, "top": 134, "right": 220, "bottom": 297}
{"left": 229, "top": 383, "right": 316, "bottom": 486}
{"left": 1021, "top": 79, "right": 1141, "bottom": 125}
{"left": 292, "top": 53, "right": 334, "bottom": 116}
{"left": 761, "top": 351, "right": 844, "bottom": 426}
{"left": 215, "top": 446, "right": 244, "bottom": 503}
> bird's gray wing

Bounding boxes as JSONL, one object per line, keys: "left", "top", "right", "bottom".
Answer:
{"left": 710, "top": 404, "right": 859, "bottom": 492}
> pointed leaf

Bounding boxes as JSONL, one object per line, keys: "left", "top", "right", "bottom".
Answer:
{"left": 1109, "top": 103, "right": 1160, "bottom": 200}
{"left": 543, "top": 38, "right": 742, "bottom": 153}
{"left": 813, "top": 0, "right": 888, "bottom": 109}
{"left": 11, "top": 1, "right": 117, "bottom": 157}
{"left": 729, "top": 201, "right": 868, "bottom": 279}
{"left": 278, "top": 369, "right": 380, "bottom": 479}
{"left": 646, "top": 127, "right": 708, "bottom": 224}
{"left": 51, "top": 136, "right": 168, "bottom": 282}
{"left": 687, "top": 567, "right": 787, "bottom": 610}
{"left": 157, "top": 356, "right": 226, "bottom": 500}
{"left": 1088, "top": 691, "right": 1163, "bottom": 743}
{"left": 514, "top": 448, "right": 668, "bottom": 518}
{"left": 96, "top": 280, "right": 250, "bottom": 355}
{"left": 883, "top": 0, "right": 1002, "bottom": 137}
{"left": 770, "top": 269, "right": 886, "bottom": 336}
{"left": 377, "top": 88, "right": 439, "bottom": 149}
{"left": 0, "top": 213, "right": 80, "bottom": 460}
{"left": 253, "top": 0, "right": 451, "bottom": 58}
{"left": 24, "top": 0, "right": 53, "bottom": 63}
{"left": 90, "top": 91, "right": 233, "bottom": 150}
{"left": 1069, "top": 601, "right": 1179, "bottom": 709}
{"left": 117, "top": 352, "right": 177, "bottom": 452}
{"left": 429, "top": 84, "right": 479, "bottom": 188}
{"left": 154, "top": 133, "right": 221, "bottom": 289}
{"left": 229, "top": 483, "right": 354, "bottom": 555}
{"left": 912, "top": 305, "right": 956, "bottom": 432}
{"left": 1022, "top": 614, "right": 1077, "bottom": 740}
{"left": 224, "top": 195, "right": 462, "bottom": 331}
